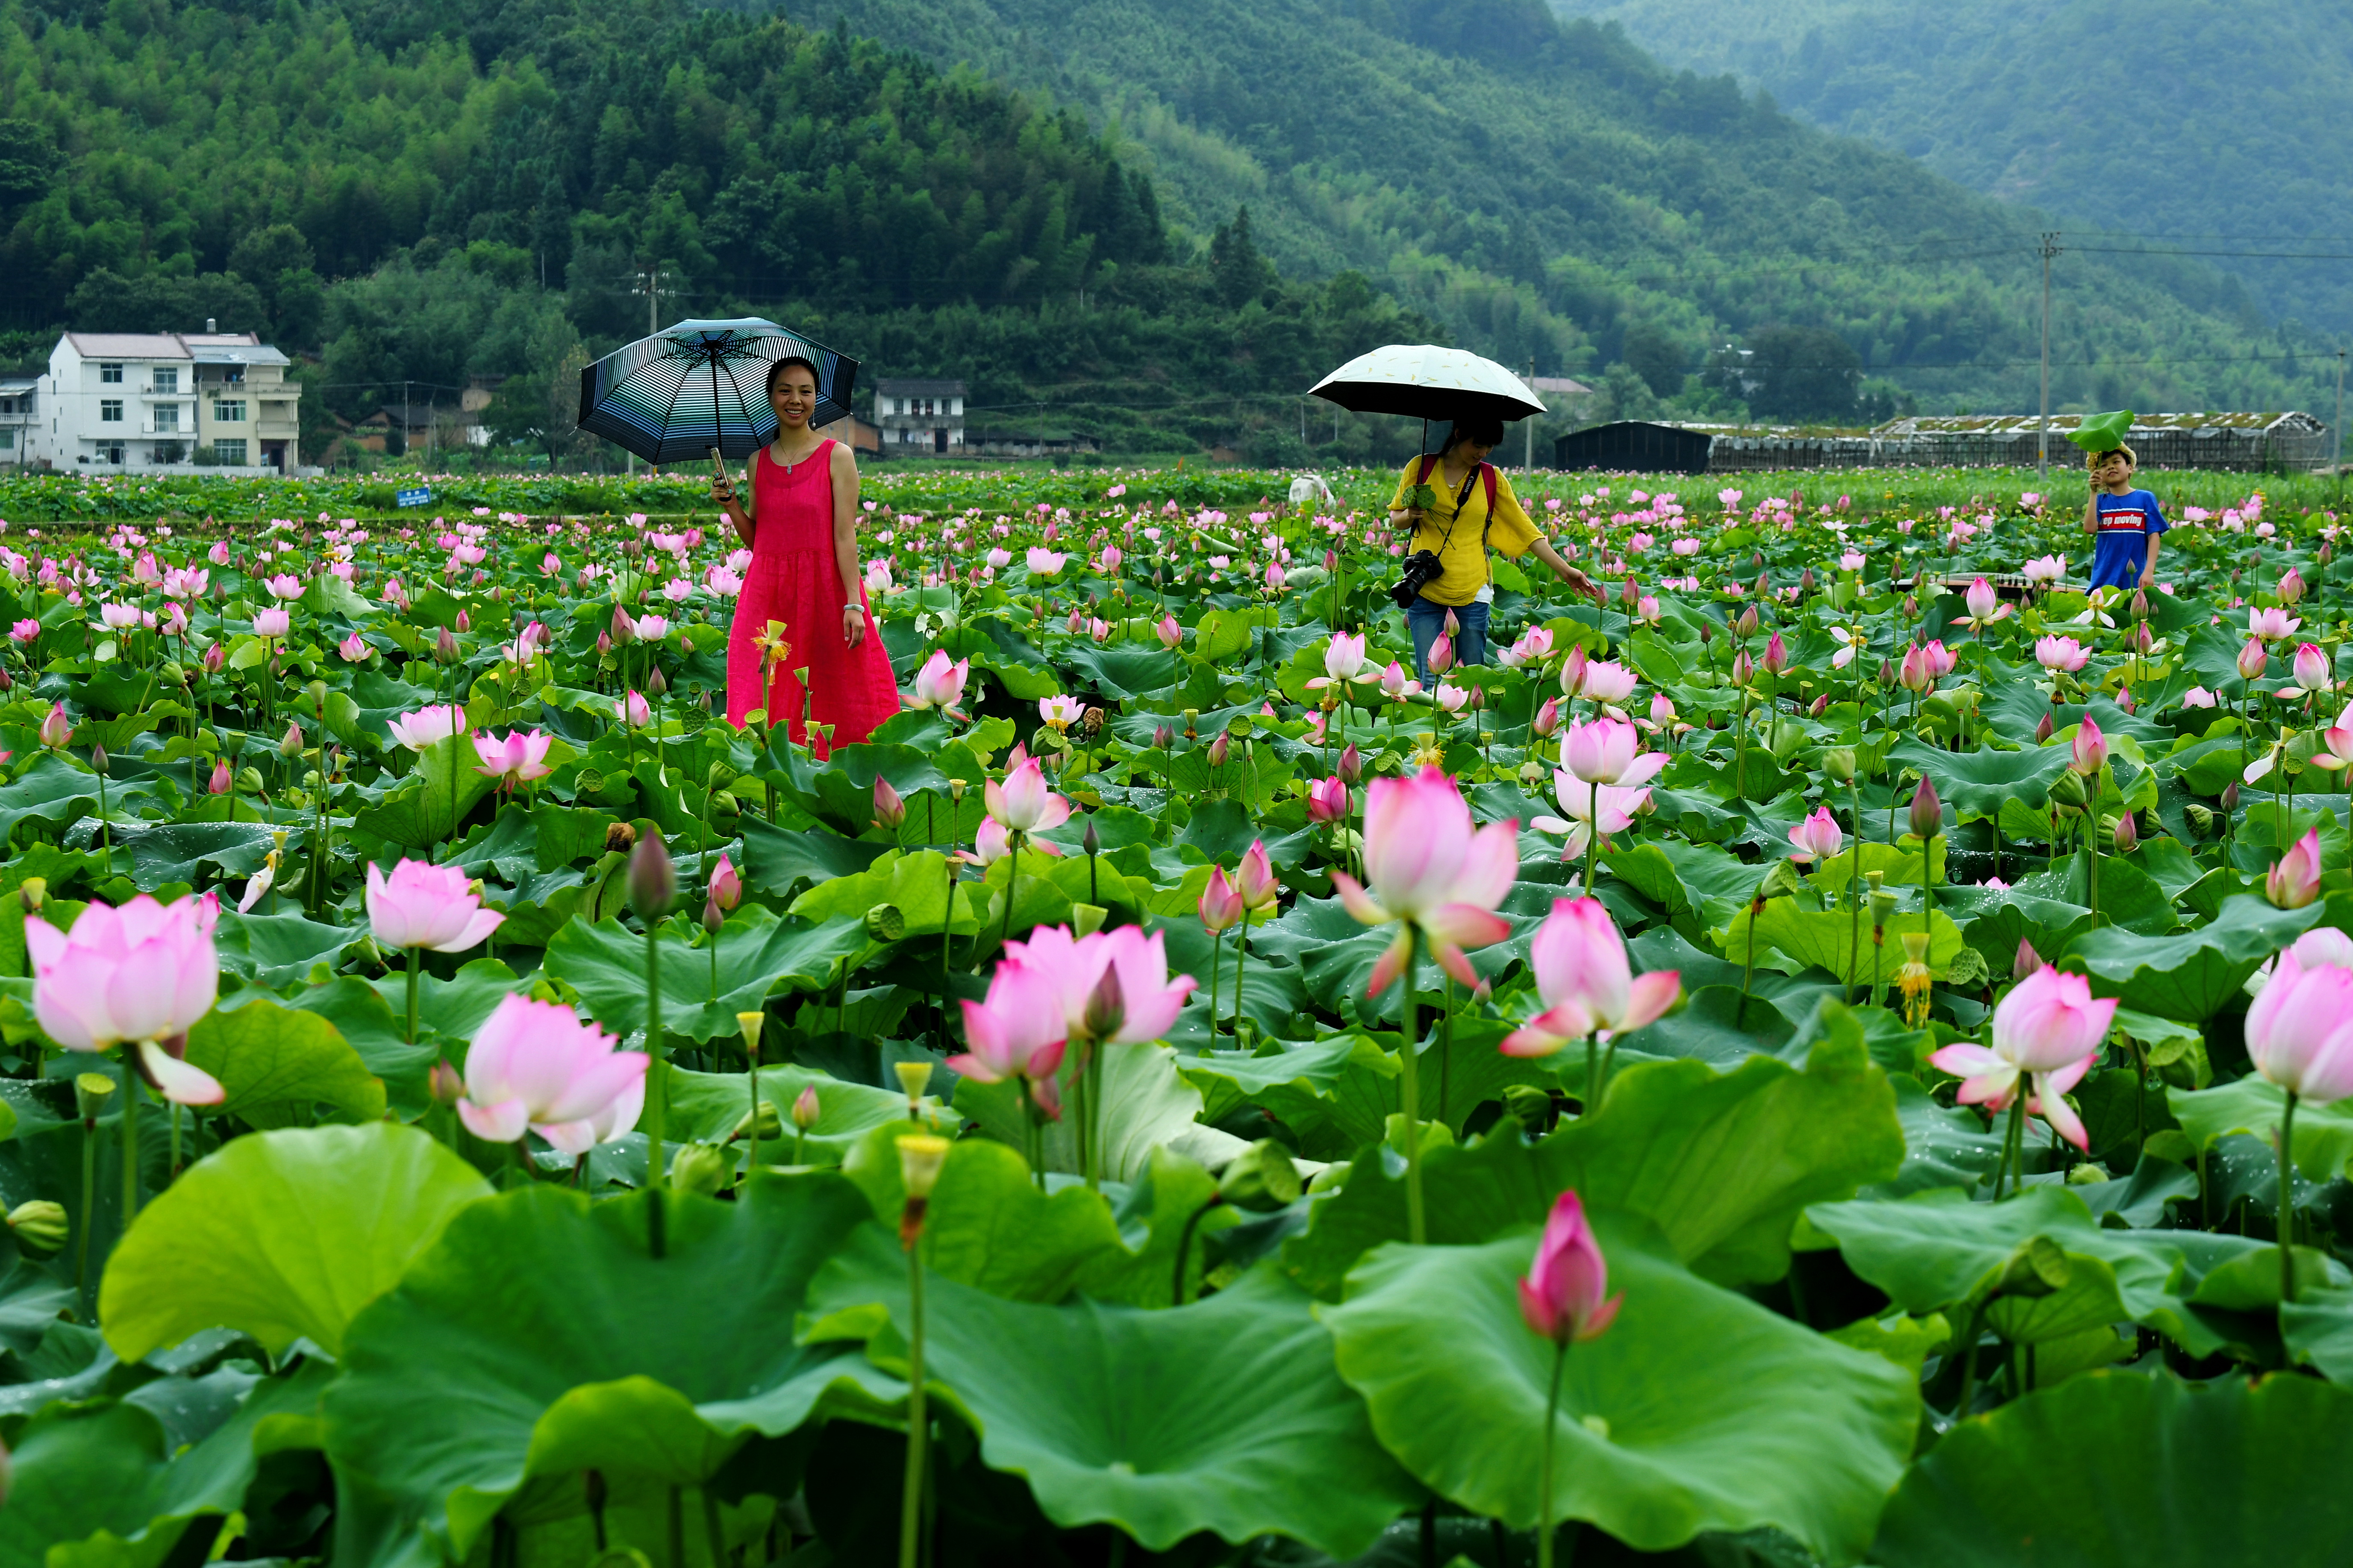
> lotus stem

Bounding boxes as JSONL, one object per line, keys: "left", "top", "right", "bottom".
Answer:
{"left": 1538, "top": 1339, "right": 1568, "bottom": 1568}
{"left": 2281, "top": 1089, "right": 2301, "bottom": 1305}
{"left": 645, "top": 913, "right": 668, "bottom": 1258}
{"left": 899, "top": 1237, "right": 928, "bottom": 1568}
{"left": 1232, "top": 917, "right": 1250, "bottom": 1040}
{"left": 1171, "top": 1195, "right": 1217, "bottom": 1307}
{"left": 119, "top": 1054, "right": 140, "bottom": 1226}
{"left": 406, "top": 944, "right": 421, "bottom": 1044}
{"left": 1399, "top": 922, "right": 1425, "bottom": 1245}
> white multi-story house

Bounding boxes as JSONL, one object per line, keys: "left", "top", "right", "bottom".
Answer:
{"left": 0, "top": 377, "right": 36, "bottom": 467}
{"left": 874, "top": 377, "right": 965, "bottom": 454}
{"left": 30, "top": 327, "right": 302, "bottom": 473}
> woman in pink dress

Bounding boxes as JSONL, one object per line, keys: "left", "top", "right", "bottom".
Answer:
{"left": 712, "top": 356, "right": 898, "bottom": 754}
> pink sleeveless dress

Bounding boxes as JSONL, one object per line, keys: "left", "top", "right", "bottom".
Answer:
{"left": 724, "top": 440, "right": 898, "bottom": 756}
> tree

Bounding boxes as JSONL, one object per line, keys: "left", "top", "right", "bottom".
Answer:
{"left": 1595, "top": 361, "right": 1663, "bottom": 423}
{"left": 1740, "top": 325, "right": 1862, "bottom": 421}
{"left": 1621, "top": 323, "right": 1687, "bottom": 399}
{"left": 1209, "top": 207, "right": 1277, "bottom": 309}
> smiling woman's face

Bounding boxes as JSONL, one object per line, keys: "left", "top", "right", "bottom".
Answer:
{"left": 770, "top": 365, "right": 818, "bottom": 430}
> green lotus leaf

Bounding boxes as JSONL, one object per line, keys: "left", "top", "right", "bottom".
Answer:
{"left": 321, "top": 1177, "right": 890, "bottom": 1562}
{"left": 1320, "top": 1215, "right": 1917, "bottom": 1565}
{"left": 2061, "top": 894, "right": 2322, "bottom": 1021}
{"left": 100, "top": 1123, "right": 491, "bottom": 1361}
{"left": 1871, "top": 1370, "right": 2353, "bottom": 1568}
{"left": 2064, "top": 409, "right": 2135, "bottom": 453}
{"left": 800, "top": 1227, "right": 1417, "bottom": 1556}
{"left": 2168, "top": 1075, "right": 2353, "bottom": 1180}
{"left": 1286, "top": 1035, "right": 1902, "bottom": 1297}
{"left": 543, "top": 905, "right": 866, "bottom": 1044}
{"left": 184, "top": 995, "right": 386, "bottom": 1128}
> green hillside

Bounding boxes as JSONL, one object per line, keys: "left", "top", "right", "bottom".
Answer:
{"left": 1549, "top": 0, "right": 2353, "bottom": 339}
{"left": 0, "top": 0, "right": 2336, "bottom": 464}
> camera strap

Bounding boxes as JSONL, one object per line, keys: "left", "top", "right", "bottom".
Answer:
{"left": 1413, "top": 455, "right": 1499, "bottom": 584}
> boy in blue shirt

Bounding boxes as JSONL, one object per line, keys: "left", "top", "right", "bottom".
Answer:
{"left": 2081, "top": 443, "right": 2165, "bottom": 594}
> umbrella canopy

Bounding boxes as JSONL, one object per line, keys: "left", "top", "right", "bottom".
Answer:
{"left": 576, "top": 317, "right": 860, "bottom": 464}
{"left": 1308, "top": 344, "right": 1545, "bottom": 423}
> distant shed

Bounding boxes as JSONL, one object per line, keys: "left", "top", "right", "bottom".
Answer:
{"left": 1869, "top": 411, "right": 2330, "bottom": 472}
{"left": 1554, "top": 420, "right": 1712, "bottom": 474}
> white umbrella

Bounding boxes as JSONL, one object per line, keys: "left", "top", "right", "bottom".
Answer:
{"left": 1308, "top": 344, "right": 1545, "bottom": 422}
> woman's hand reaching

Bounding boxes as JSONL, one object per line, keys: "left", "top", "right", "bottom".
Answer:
{"left": 841, "top": 602, "right": 865, "bottom": 650}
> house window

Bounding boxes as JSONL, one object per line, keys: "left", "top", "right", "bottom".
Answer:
{"left": 0, "top": 431, "right": 13, "bottom": 450}
{"left": 214, "top": 438, "right": 248, "bottom": 464}
{"left": 99, "top": 442, "right": 124, "bottom": 464}
{"left": 154, "top": 405, "right": 178, "bottom": 433}
{"left": 214, "top": 400, "right": 247, "bottom": 423}
{"left": 99, "top": 363, "right": 122, "bottom": 384}
{"left": 153, "top": 368, "right": 178, "bottom": 393}
{"left": 100, "top": 400, "right": 123, "bottom": 423}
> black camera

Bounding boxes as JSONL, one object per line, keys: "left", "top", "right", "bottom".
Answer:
{"left": 1388, "top": 550, "right": 1442, "bottom": 609}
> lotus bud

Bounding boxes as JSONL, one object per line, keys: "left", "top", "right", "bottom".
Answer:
{"left": 2047, "top": 769, "right": 2088, "bottom": 809}
{"left": 1338, "top": 743, "right": 1363, "bottom": 783}
{"left": 2130, "top": 587, "right": 2150, "bottom": 620}
{"left": 729, "top": 1099, "right": 782, "bottom": 1143}
{"left": 280, "top": 721, "right": 303, "bottom": 757}
{"left": 627, "top": 827, "right": 675, "bottom": 918}
{"left": 611, "top": 605, "right": 637, "bottom": 645}
{"left": 1082, "top": 819, "right": 1100, "bottom": 857}
{"left": 1800, "top": 567, "right": 1816, "bottom": 595}
{"left": 672, "top": 1142, "right": 731, "bottom": 1198}
{"left": 88, "top": 743, "right": 106, "bottom": 777}
{"left": 435, "top": 626, "right": 459, "bottom": 664}
{"left": 2116, "top": 686, "right": 2137, "bottom": 714}
{"left": 1878, "top": 657, "right": 1895, "bottom": 687}
{"left": 646, "top": 664, "right": 668, "bottom": 698}
{"left": 2112, "top": 811, "right": 2138, "bottom": 852}
{"left": 2035, "top": 710, "right": 2055, "bottom": 744}
{"left": 455, "top": 609, "right": 471, "bottom": 634}
{"left": 1758, "top": 858, "right": 1803, "bottom": 900}
{"left": 1823, "top": 746, "right": 1857, "bottom": 783}
{"left": 2280, "top": 569, "right": 2306, "bottom": 605}
{"left": 1698, "top": 621, "right": 1712, "bottom": 646}
{"left": 596, "top": 631, "right": 613, "bottom": 658}
{"left": 1734, "top": 605, "right": 1759, "bottom": 638}
{"left": 1808, "top": 692, "right": 1829, "bottom": 718}
{"left": 872, "top": 775, "right": 906, "bottom": 830}
{"left": 202, "top": 642, "right": 225, "bottom": 674}
{"left": 1083, "top": 962, "right": 1126, "bottom": 1041}
{"left": 208, "top": 757, "right": 232, "bottom": 794}
{"left": 792, "top": 1084, "right": 821, "bottom": 1132}
{"left": 1153, "top": 724, "right": 1174, "bottom": 749}
{"left": 1216, "top": 1139, "right": 1303, "bottom": 1212}
{"left": 160, "top": 661, "right": 184, "bottom": 689}
{"left": 1207, "top": 731, "right": 1231, "bottom": 768}
{"left": 2013, "top": 938, "right": 2044, "bottom": 980}
{"left": 4, "top": 1200, "right": 66, "bottom": 1258}
{"left": 1902, "top": 594, "right": 1918, "bottom": 618}
{"left": 2222, "top": 780, "right": 2240, "bottom": 814}
{"left": 429, "top": 1057, "right": 465, "bottom": 1106}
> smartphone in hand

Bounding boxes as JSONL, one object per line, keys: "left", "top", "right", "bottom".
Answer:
{"left": 709, "top": 446, "right": 735, "bottom": 503}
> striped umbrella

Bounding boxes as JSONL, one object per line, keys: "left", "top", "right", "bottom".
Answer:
{"left": 575, "top": 317, "right": 861, "bottom": 464}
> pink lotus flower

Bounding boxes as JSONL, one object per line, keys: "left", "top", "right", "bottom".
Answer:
{"left": 1953, "top": 577, "right": 2014, "bottom": 630}
{"left": 1427, "top": 633, "right": 1455, "bottom": 673}
{"left": 2238, "top": 639, "right": 2269, "bottom": 681}
{"left": 252, "top": 607, "right": 290, "bottom": 639}
{"left": 1787, "top": 806, "right": 1843, "bottom": 863}
{"left": 1519, "top": 1189, "right": 1622, "bottom": 1344}
{"left": 1025, "top": 546, "right": 1066, "bottom": 576}
{"left": 1761, "top": 632, "right": 1789, "bottom": 676}
{"left": 456, "top": 993, "right": 645, "bottom": 1154}
{"left": 1927, "top": 966, "right": 2117, "bottom": 1150}
{"left": 948, "top": 958, "right": 1069, "bottom": 1116}
{"left": 1331, "top": 766, "right": 1516, "bottom": 992}
{"left": 473, "top": 729, "right": 553, "bottom": 789}
{"left": 366, "top": 859, "right": 504, "bottom": 953}
{"left": 265, "top": 573, "right": 304, "bottom": 600}
{"left": 616, "top": 689, "right": 652, "bottom": 728}
{"left": 2034, "top": 635, "right": 2089, "bottom": 673}
{"left": 1561, "top": 717, "right": 1666, "bottom": 787}
{"left": 387, "top": 705, "right": 467, "bottom": 752}
{"left": 2181, "top": 686, "right": 2217, "bottom": 709}
{"left": 906, "top": 649, "right": 971, "bottom": 714}
{"left": 1921, "top": 640, "right": 1957, "bottom": 679}
{"left": 1307, "top": 776, "right": 1350, "bottom": 823}
{"left": 2279, "top": 568, "right": 2308, "bottom": 605}
{"left": 1501, "top": 896, "right": 1680, "bottom": 1056}
{"left": 1558, "top": 645, "right": 1589, "bottom": 697}
{"left": 1154, "top": 616, "right": 1182, "bottom": 649}
{"left": 2294, "top": 642, "right": 2332, "bottom": 693}
{"left": 1897, "top": 643, "right": 1931, "bottom": 692}
{"left": 1580, "top": 660, "right": 1637, "bottom": 705}
{"left": 208, "top": 758, "right": 231, "bottom": 794}
{"left": 2021, "top": 555, "right": 2067, "bottom": 585}
{"left": 2071, "top": 716, "right": 2107, "bottom": 776}
{"left": 2244, "top": 933, "right": 2353, "bottom": 1100}
{"left": 1236, "top": 840, "right": 1279, "bottom": 910}
{"left": 8, "top": 619, "right": 36, "bottom": 644}
{"left": 37, "top": 702, "right": 69, "bottom": 749}
{"left": 338, "top": 633, "right": 370, "bottom": 662}
{"left": 1307, "top": 631, "right": 1373, "bottom": 690}
{"left": 26, "top": 892, "right": 224, "bottom": 1104}
{"left": 1380, "top": 660, "right": 1421, "bottom": 699}
{"left": 1198, "top": 866, "right": 1244, "bottom": 934}
{"left": 985, "top": 757, "right": 1072, "bottom": 835}
{"left": 2268, "top": 829, "right": 2324, "bottom": 910}
{"left": 2250, "top": 606, "right": 2300, "bottom": 643}
{"left": 1538, "top": 770, "right": 1651, "bottom": 859}
{"left": 1005, "top": 924, "right": 1198, "bottom": 1046}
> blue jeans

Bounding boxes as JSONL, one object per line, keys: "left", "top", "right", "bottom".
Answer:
{"left": 1407, "top": 595, "right": 1488, "bottom": 682}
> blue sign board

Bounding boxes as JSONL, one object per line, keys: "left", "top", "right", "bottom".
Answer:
{"left": 395, "top": 486, "right": 432, "bottom": 508}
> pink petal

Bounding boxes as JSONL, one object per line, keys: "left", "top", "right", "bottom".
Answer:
{"left": 1365, "top": 928, "right": 1415, "bottom": 996}
{"left": 138, "top": 1041, "right": 225, "bottom": 1106}
{"left": 459, "top": 1097, "right": 530, "bottom": 1143}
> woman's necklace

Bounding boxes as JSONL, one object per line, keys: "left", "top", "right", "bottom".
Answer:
{"left": 776, "top": 436, "right": 820, "bottom": 473}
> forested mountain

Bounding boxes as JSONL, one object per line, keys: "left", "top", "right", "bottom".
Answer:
{"left": 0, "top": 0, "right": 2335, "bottom": 464}
{"left": 1549, "top": 0, "right": 2353, "bottom": 339}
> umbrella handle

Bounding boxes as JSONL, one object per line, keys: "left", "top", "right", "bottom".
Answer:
{"left": 709, "top": 446, "right": 735, "bottom": 502}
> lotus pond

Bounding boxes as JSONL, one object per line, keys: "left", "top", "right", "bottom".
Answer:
{"left": 0, "top": 467, "right": 2348, "bottom": 1568}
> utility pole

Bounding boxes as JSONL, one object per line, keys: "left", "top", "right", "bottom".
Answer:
{"left": 2038, "top": 232, "right": 2061, "bottom": 484}
{"left": 2336, "top": 347, "right": 2345, "bottom": 497}
{"left": 629, "top": 265, "right": 672, "bottom": 473}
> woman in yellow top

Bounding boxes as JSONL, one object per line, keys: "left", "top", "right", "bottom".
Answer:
{"left": 1386, "top": 415, "right": 1597, "bottom": 680}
